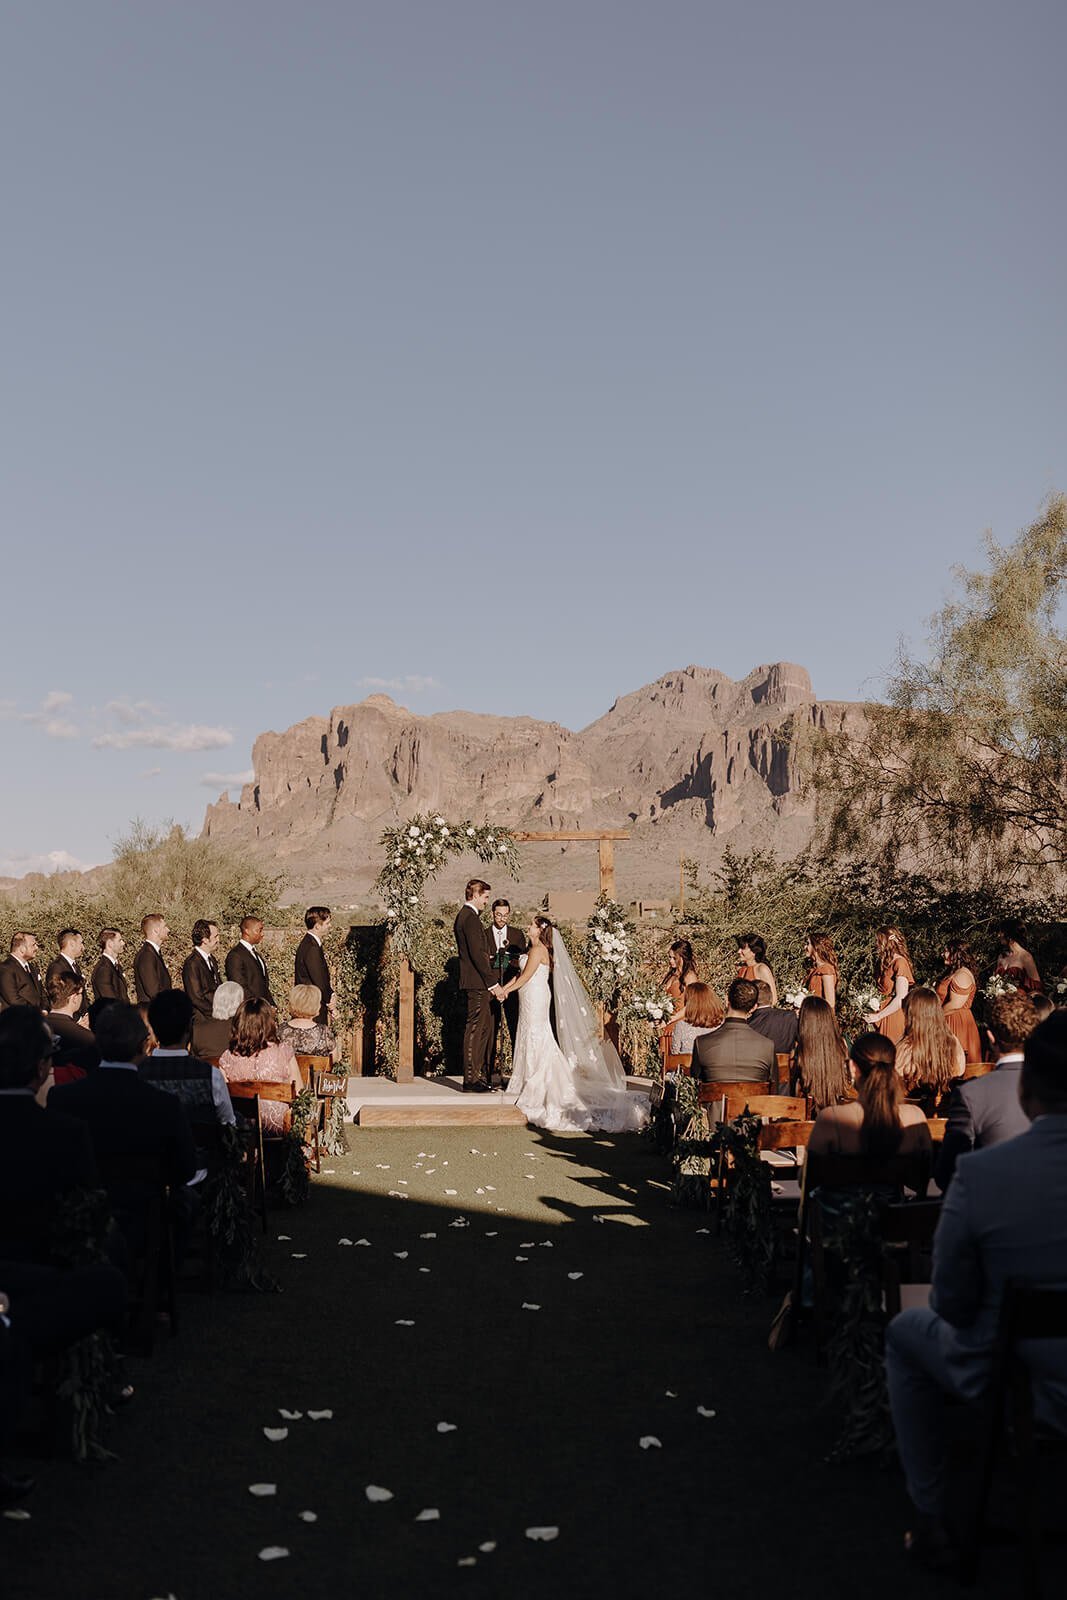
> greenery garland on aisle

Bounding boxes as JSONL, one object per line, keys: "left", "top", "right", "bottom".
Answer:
{"left": 709, "top": 1111, "right": 776, "bottom": 1295}
{"left": 375, "top": 814, "right": 521, "bottom": 957}
{"left": 50, "top": 1186, "right": 120, "bottom": 1463}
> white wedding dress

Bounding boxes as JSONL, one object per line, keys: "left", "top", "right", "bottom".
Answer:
{"left": 509, "top": 949, "right": 649, "bottom": 1134}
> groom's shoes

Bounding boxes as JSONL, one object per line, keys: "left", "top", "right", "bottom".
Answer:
{"left": 463, "top": 1081, "right": 490, "bottom": 1094}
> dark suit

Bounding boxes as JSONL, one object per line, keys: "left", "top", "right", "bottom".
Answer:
{"left": 0, "top": 1094, "right": 99, "bottom": 1262}
{"left": 486, "top": 923, "right": 527, "bottom": 1061}
{"left": 133, "top": 942, "right": 172, "bottom": 1005}
{"left": 225, "top": 941, "right": 274, "bottom": 1005}
{"left": 934, "top": 1056, "right": 1031, "bottom": 1191}
{"left": 693, "top": 1018, "right": 774, "bottom": 1083}
{"left": 294, "top": 934, "right": 332, "bottom": 1024}
{"left": 182, "top": 948, "right": 221, "bottom": 1019}
{"left": 0, "top": 957, "right": 47, "bottom": 1011}
{"left": 191, "top": 1015, "right": 233, "bottom": 1060}
{"left": 748, "top": 1005, "right": 798, "bottom": 1060}
{"left": 454, "top": 905, "right": 496, "bottom": 1087}
{"left": 91, "top": 954, "right": 129, "bottom": 1007}
{"left": 45, "top": 954, "right": 89, "bottom": 1019}
{"left": 46, "top": 1012, "right": 100, "bottom": 1076}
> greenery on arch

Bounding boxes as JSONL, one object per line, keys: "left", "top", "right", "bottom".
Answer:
{"left": 374, "top": 813, "right": 520, "bottom": 957}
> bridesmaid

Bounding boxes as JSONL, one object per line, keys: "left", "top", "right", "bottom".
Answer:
{"left": 736, "top": 932, "right": 778, "bottom": 1005}
{"left": 993, "top": 920, "right": 1043, "bottom": 993}
{"left": 865, "top": 927, "right": 914, "bottom": 1044}
{"left": 804, "top": 933, "right": 839, "bottom": 1013}
{"left": 662, "top": 939, "right": 699, "bottom": 1028}
{"left": 935, "top": 940, "right": 983, "bottom": 1064}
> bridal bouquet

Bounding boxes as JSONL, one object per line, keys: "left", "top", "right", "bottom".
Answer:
{"left": 983, "top": 973, "right": 1019, "bottom": 1000}
{"left": 850, "top": 984, "right": 883, "bottom": 1016}
{"left": 782, "top": 984, "right": 812, "bottom": 1010}
{"left": 628, "top": 984, "right": 677, "bottom": 1026}
{"left": 581, "top": 897, "right": 633, "bottom": 1006}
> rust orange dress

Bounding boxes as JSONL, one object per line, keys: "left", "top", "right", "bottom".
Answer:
{"left": 995, "top": 958, "right": 1043, "bottom": 994}
{"left": 808, "top": 961, "right": 838, "bottom": 1009}
{"left": 736, "top": 963, "right": 758, "bottom": 983}
{"left": 935, "top": 971, "right": 983, "bottom": 1064}
{"left": 875, "top": 956, "right": 914, "bottom": 1045}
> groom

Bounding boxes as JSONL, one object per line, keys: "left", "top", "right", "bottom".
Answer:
{"left": 454, "top": 879, "right": 504, "bottom": 1093}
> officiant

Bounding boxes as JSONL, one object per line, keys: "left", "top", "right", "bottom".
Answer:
{"left": 486, "top": 898, "right": 527, "bottom": 1074}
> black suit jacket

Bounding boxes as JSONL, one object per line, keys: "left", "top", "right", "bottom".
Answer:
{"left": 454, "top": 906, "right": 495, "bottom": 992}
{"left": 182, "top": 948, "right": 222, "bottom": 1019}
{"left": 46, "top": 1012, "right": 101, "bottom": 1074}
{"left": 0, "top": 1093, "right": 99, "bottom": 1261}
{"left": 225, "top": 942, "right": 275, "bottom": 1005}
{"left": 748, "top": 1006, "right": 799, "bottom": 1058}
{"left": 50, "top": 1068, "right": 197, "bottom": 1192}
{"left": 45, "top": 955, "right": 89, "bottom": 1019}
{"left": 91, "top": 954, "right": 130, "bottom": 1007}
{"left": 485, "top": 923, "right": 528, "bottom": 985}
{"left": 0, "top": 957, "right": 48, "bottom": 1011}
{"left": 133, "top": 943, "right": 172, "bottom": 1005}
{"left": 294, "top": 934, "right": 332, "bottom": 1023}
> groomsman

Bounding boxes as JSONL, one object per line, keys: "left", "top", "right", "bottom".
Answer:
{"left": 225, "top": 916, "right": 275, "bottom": 1005}
{"left": 0, "top": 933, "right": 48, "bottom": 1012}
{"left": 486, "top": 898, "right": 527, "bottom": 1070}
{"left": 133, "top": 914, "right": 172, "bottom": 1004}
{"left": 294, "top": 907, "right": 333, "bottom": 1025}
{"left": 91, "top": 929, "right": 130, "bottom": 1007}
{"left": 181, "top": 920, "right": 222, "bottom": 1020}
{"left": 46, "top": 930, "right": 89, "bottom": 1020}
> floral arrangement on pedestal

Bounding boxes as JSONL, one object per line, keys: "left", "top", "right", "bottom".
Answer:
{"left": 375, "top": 814, "right": 520, "bottom": 957}
{"left": 581, "top": 896, "right": 634, "bottom": 1007}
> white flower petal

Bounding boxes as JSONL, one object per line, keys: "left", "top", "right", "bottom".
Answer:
{"left": 276, "top": 1234, "right": 292, "bottom": 1241}
{"left": 248, "top": 1483, "right": 277, "bottom": 1496}
{"left": 415, "top": 1507, "right": 440, "bottom": 1522}
{"left": 278, "top": 1409, "right": 302, "bottom": 1420}
{"left": 567, "top": 1272, "right": 584, "bottom": 1281}
{"left": 291, "top": 1252, "right": 307, "bottom": 1259}
{"left": 365, "top": 1485, "right": 394, "bottom": 1502}
{"left": 665, "top": 1390, "right": 678, "bottom": 1398}
{"left": 263, "top": 1427, "right": 288, "bottom": 1441}
{"left": 258, "top": 1546, "right": 290, "bottom": 1561}
{"left": 419, "top": 1232, "right": 437, "bottom": 1239}
{"left": 436, "top": 1421, "right": 458, "bottom": 1433}
{"left": 458, "top": 1556, "right": 477, "bottom": 1566}
{"left": 3, "top": 1508, "right": 31, "bottom": 1521}
{"left": 307, "top": 1409, "right": 333, "bottom": 1420}
{"left": 639, "top": 1435, "right": 662, "bottom": 1449}
{"left": 298, "top": 1510, "right": 318, "bottom": 1522}
{"left": 395, "top": 1319, "right": 415, "bottom": 1326}
{"left": 444, "top": 1189, "right": 458, "bottom": 1196}
{"left": 515, "top": 1255, "right": 529, "bottom": 1262}
{"left": 479, "top": 1541, "right": 497, "bottom": 1552}
{"left": 338, "top": 1237, "right": 354, "bottom": 1246}
{"left": 525, "top": 1526, "right": 559, "bottom": 1541}
{"left": 696, "top": 1406, "right": 717, "bottom": 1418}
{"left": 394, "top": 1251, "right": 409, "bottom": 1259}
{"left": 521, "top": 1302, "right": 541, "bottom": 1311}
{"left": 355, "top": 1238, "right": 371, "bottom": 1246}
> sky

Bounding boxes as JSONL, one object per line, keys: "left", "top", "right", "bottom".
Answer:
{"left": 2, "top": 0, "right": 1064, "bottom": 876}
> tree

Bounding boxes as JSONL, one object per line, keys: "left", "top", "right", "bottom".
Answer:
{"left": 808, "top": 495, "right": 1067, "bottom": 884}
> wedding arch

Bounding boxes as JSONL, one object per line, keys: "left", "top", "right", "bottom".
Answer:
{"left": 372, "top": 815, "right": 630, "bottom": 1079}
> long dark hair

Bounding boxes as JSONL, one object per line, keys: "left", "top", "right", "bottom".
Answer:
{"left": 670, "top": 938, "right": 697, "bottom": 982}
{"left": 805, "top": 932, "right": 839, "bottom": 976}
{"left": 875, "top": 926, "right": 910, "bottom": 984}
{"left": 849, "top": 1032, "right": 904, "bottom": 1157}
{"left": 230, "top": 997, "right": 280, "bottom": 1057}
{"left": 795, "top": 996, "right": 849, "bottom": 1110}
{"left": 941, "top": 938, "right": 975, "bottom": 975}
{"left": 533, "top": 915, "right": 555, "bottom": 971}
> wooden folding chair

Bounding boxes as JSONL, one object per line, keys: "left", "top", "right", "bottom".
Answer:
{"left": 962, "top": 1061, "right": 995, "bottom": 1081}
{"left": 961, "top": 1280, "right": 1067, "bottom": 1595}
{"left": 227, "top": 1086, "right": 271, "bottom": 1230}
{"left": 776, "top": 1052, "right": 793, "bottom": 1092}
{"left": 664, "top": 1052, "right": 692, "bottom": 1076}
{"left": 880, "top": 1197, "right": 942, "bottom": 1316}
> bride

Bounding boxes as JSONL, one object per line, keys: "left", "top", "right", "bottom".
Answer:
{"left": 501, "top": 914, "right": 649, "bottom": 1134}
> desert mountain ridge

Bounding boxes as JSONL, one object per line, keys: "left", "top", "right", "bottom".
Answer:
{"left": 200, "top": 662, "right": 867, "bottom": 903}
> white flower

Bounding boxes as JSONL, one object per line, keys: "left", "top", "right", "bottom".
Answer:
{"left": 408, "top": 895, "right": 418, "bottom": 904}
{"left": 408, "top": 825, "right": 420, "bottom": 837}
{"left": 466, "top": 827, "right": 476, "bottom": 837}
{"left": 434, "top": 815, "right": 446, "bottom": 826}
{"left": 497, "top": 843, "right": 508, "bottom": 853}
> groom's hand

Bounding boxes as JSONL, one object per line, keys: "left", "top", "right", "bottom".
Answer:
{"left": 489, "top": 984, "right": 505, "bottom": 999}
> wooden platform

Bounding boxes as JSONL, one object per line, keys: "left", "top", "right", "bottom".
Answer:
{"left": 347, "top": 1072, "right": 651, "bottom": 1129}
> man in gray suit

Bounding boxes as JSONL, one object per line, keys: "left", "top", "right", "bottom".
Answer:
{"left": 935, "top": 992, "right": 1037, "bottom": 1190}
{"left": 886, "top": 1012, "right": 1067, "bottom": 1569}
{"left": 693, "top": 979, "right": 774, "bottom": 1083}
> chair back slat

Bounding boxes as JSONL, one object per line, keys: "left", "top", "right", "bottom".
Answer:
{"left": 962, "top": 1061, "right": 995, "bottom": 1080}
{"left": 227, "top": 1079, "right": 294, "bottom": 1104}
{"left": 758, "top": 1119, "right": 814, "bottom": 1150}
{"left": 664, "top": 1053, "right": 692, "bottom": 1075}
{"left": 295, "top": 1053, "right": 331, "bottom": 1091}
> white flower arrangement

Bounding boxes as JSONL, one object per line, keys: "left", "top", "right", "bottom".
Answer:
{"left": 581, "top": 897, "right": 634, "bottom": 1005}
{"left": 983, "top": 973, "right": 1019, "bottom": 1000}
{"left": 375, "top": 814, "right": 521, "bottom": 956}
{"left": 782, "top": 985, "right": 812, "bottom": 1010}
{"left": 628, "top": 984, "right": 677, "bottom": 1026}
{"left": 850, "top": 984, "right": 883, "bottom": 1016}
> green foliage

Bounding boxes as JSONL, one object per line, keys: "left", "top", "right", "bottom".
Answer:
{"left": 375, "top": 815, "right": 520, "bottom": 957}
{"left": 808, "top": 494, "right": 1067, "bottom": 883}
{"left": 710, "top": 1112, "right": 776, "bottom": 1294}
{"left": 203, "top": 1123, "right": 280, "bottom": 1291}
{"left": 280, "top": 1087, "right": 317, "bottom": 1205}
{"left": 819, "top": 1192, "right": 895, "bottom": 1461}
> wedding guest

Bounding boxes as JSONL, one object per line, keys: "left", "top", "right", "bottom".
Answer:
{"left": 935, "top": 992, "right": 1038, "bottom": 1190}
{"left": 225, "top": 916, "right": 275, "bottom": 1005}
{"left": 934, "top": 940, "right": 982, "bottom": 1064}
{"left": 0, "top": 1007, "right": 98, "bottom": 1264}
{"left": 143, "top": 991, "right": 235, "bottom": 1168}
{"left": 866, "top": 927, "right": 915, "bottom": 1044}
{"left": 279, "top": 984, "right": 337, "bottom": 1058}
{"left": 748, "top": 980, "right": 798, "bottom": 1057}
{"left": 692, "top": 979, "right": 773, "bottom": 1083}
{"left": 792, "top": 995, "right": 850, "bottom": 1111}
{"left": 294, "top": 907, "right": 333, "bottom": 1025}
{"left": 895, "top": 987, "right": 965, "bottom": 1114}
{"left": 91, "top": 928, "right": 129, "bottom": 1007}
{"left": 735, "top": 933, "right": 778, "bottom": 1005}
{"left": 181, "top": 919, "right": 222, "bottom": 1020}
{"left": 218, "top": 998, "right": 300, "bottom": 1132}
{"left": 669, "top": 982, "right": 723, "bottom": 1055}
{"left": 807, "top": 1033, "right": 930, "bottom": 1157}
{"left": 804, "top": 933, "right": 839, "bottom": 1012}
{"left": 191, "top": 980, "right": 244, "bottom": 1061}
{"left": 0, "top": 933, "right": 47, "bottom": 1012}
{"left": 133, "top": 914, "right": 172, "bottom": 1004}
{"left": 885, "top": 1012, "right": 1067, "bottom": 1571}
{"left": 45, "top": 973, "right": 100, "bottom": 1082}
{"left": 45, "top": 929, "right": 88, "bottom": 1021}
{"left": 993, "top": 919, "right": 1043, "bottom": 992}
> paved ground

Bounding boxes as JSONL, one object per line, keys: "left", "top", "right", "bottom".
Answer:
{"left": 3, "top": 1126, "right": 1043, "bottom": 1599}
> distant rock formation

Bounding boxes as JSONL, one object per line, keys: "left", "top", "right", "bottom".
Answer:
{"left": 201, "top": 664, "right": 868, "bottom": 902}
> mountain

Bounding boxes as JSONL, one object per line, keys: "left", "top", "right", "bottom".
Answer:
{"left": 200, "top": 663, "right": 866, "bottom": 905}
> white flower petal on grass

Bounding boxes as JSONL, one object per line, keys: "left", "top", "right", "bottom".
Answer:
{"left": 592, "top": 1215, "right": 605, "bottom": 1224}
{"left": 457, "top": 1556, "right": 477, "bottom": 1566}
{"left": 695, "top": 1228, "right": 710, "bottom": 1235}
{"left": 415, "top": 1507, "right": 440, "bottom": 1522}
{"left": 263, "top": 1427, "right": 288, "bottom": 1441}
{"left": 419, "top": 1232, "right": 437, "bottom": 1239}
{"left": 520, "top": 1242, "right": 535, "bottom": 1249}
{"left": 665, "top": 1390, "right": 678, "bottom": 1399}
{"left": 515, "top": 1255, "right": 529, "bottom": 1262}
{"left": 338, "top": 1237, "right": 354, "bottom": 1246}
{"left": 3, "top": 1509, "right": 31, "bottom": 1520}
{"left": 521, "top": 1303, "right": 541, "bottom": 1311}
{"left": 291, "top": 1252, "right": 307, "bottom": 1259}
{"left": 696, "top": 1406, "right": 717, "bottom": 1418}
{"left": 479, "top": 1541, "right": 497, "bottom": 1552}
{"left": 279, "top": 1408, "right": 302, "bottom": 1420}
{"left": 354, "top": 1238, "right": 371, "bottom": 1247}
{"left": 525, "top": 1526, "right": 559, "bottom": 1542}
{"left": 277, "top": 1234, "right": 292, "bottom": 1241}
{"left": 307, "top": 1409, "right": 333, "bottom": 1421}
{"left": 567, "top": 1272, "right": 584, "bottom": 1281}
{"left": 322, "top": 1168, "right": 335, "bottom": 1174}
{"left": 396, "top": 1319, "right": 415, "bottom": 1326}
{"left": 475, "top": 1187, "right": 486, "bottom": 1195}
{"left": 436, "top": 1421, "right": 458, "bottom": 1433}
{"left": 485, "top": 1185, "right": 496, "bottom": 1192}
{"left": 387, "top": 1191, "right": 409, "bottom": 1200}
{"left": 365, "top": 1485, "right": 394, "bottom": 1502}
{"left": 444, "top": 1189, "right": 458, "bottom": 1196}
{"left": 419, "top": 1267, "right": 431, "bottom": 1273}
{"left": 248, "top": 1483, "right": 277, "bottom": 1497}
{"left": 258, "top": 1546, "right": 290, "bottom": 1561}
{"left": 485, "top": 1231, "right": 498, "bottom": 1237}
{"left": 394, "top": 1251, "right": 409, "bottom": 1259}
{"left": 639, "top": 1436, "right": 662, "bottom": 1450}
{"left": 298, "top": 1510, "right": 317, "bottom": 1522}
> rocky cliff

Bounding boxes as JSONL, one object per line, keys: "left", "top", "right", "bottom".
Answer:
{"left": 201, "top": 664, "right": 867, "bottom": 903}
